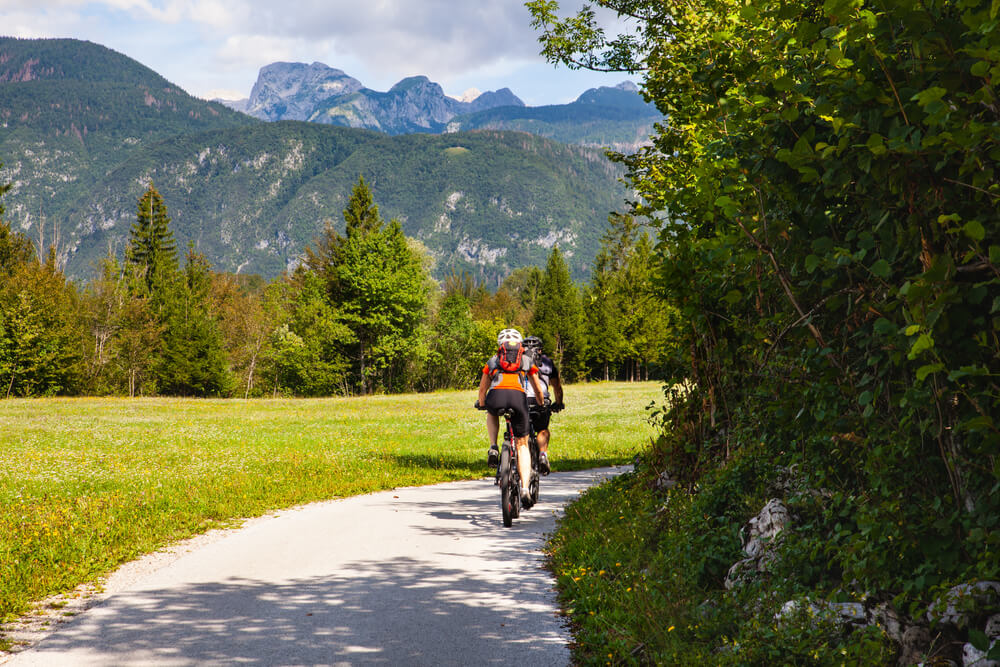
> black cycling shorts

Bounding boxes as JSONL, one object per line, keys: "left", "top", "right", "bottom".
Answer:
{"left": 527, "top": 397, "right": 551, "bottom": 432}
{"left": 485, "top": 388, "right": 531, "bottom": 438}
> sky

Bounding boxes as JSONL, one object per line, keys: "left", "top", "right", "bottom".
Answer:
{"left": 0, "top": 0, "right": 637, "bottom": 106}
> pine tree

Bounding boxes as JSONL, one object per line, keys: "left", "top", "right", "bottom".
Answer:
{"left": 126, "top": 183, "right": 177, "bottom": 295}
{"left": 531, "top": 246, "right": 585, "bottom": 380}
{"left": 156, "top": 245, "right": 232, "bottom": 396}
{"left": 342, "top": 175, "right": 382, "bottom": 238}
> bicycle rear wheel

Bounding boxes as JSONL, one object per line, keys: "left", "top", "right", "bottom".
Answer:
{"left": 499, "top": 447, "right": 515, "bottom": 527}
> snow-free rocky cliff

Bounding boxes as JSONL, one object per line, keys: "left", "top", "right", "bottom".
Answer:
{"left": 236, "top": 62, "right": 523, "bottom": 133}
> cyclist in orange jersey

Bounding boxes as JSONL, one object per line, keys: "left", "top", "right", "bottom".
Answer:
{"left": 475, "top": 328, "right": 546, "bottom": 506}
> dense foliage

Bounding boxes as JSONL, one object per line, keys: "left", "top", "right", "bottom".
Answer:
{"left": 531, "top": 0, "right": 1000, "bottom": 662}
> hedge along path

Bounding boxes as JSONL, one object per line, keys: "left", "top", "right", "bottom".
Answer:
{"left": 0, "top": 382, "right": 660, "bottom": 635}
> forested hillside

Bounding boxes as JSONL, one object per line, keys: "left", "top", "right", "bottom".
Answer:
{"left": 69, "top": 125, "right": 624, "bottom": 283}
{"left": 0, "top": 37, "right": 626, "bottom": 284}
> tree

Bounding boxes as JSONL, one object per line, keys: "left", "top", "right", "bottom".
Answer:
{"left": 126, "top": 183, "right": 177, "bottom": 295}
{"left": 211, "top": 273, "right": 278, "bottom": 399}
{"left": 585, "top": 213, "right": 638, "bottom": 380}
{"left": 156, "top": 245, "right": 232, "bottom": 396}
{"left": 529, "top": 0, "right": 1000, "bottom": 652}
{"left": 531, "top": 246, "right": 585, "bottom": 380}
{"left": 0, "top": 164, "right": 82, "bottom": 397}
{"left": 266, "top": 269, "right": 354, "bottom": 396}
{"left": 306, "top": 176, "right": 431, "bottom": 394}
{"left": 0, "top": 250, "right": 83, "bottom": 397}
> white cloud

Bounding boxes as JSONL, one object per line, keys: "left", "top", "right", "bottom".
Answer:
{"left": 0, "top": 0, "right": 637, "bottom": 105}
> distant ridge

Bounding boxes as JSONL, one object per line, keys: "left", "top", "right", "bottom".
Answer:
{"left": 217, "top": 61, "right": 661, "bottom": 149}
{"left": 0, "top": 38, "right": 627, "bottom": 284}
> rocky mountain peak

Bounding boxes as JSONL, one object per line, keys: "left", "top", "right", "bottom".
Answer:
{"left": 239, "top": 62, "right": 525, "bottom": 133}
{"left": 247, "top": 61, "right": 364, "bottom": 121}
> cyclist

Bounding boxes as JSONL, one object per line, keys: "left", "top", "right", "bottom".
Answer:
{"left": 523, "top": 335, "right": 564, "bottom": 475}
{"left": 476, "top": 328, "right": 546, "bottom": 506}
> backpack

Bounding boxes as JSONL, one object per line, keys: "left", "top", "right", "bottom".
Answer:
{"left": 488, "top": 341, "right": 531, "bottom": 376}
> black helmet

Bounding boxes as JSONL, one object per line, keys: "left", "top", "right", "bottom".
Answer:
{"left": 524, "top": 336, "right": 543, "bottom": 353}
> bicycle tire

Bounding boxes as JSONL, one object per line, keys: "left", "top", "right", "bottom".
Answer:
{"left": 499, "top": 447, "right": 515, "bottom": 527}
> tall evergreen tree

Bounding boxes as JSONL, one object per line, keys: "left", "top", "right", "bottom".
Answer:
{"left": 531, "top": 246, "right": 585, "bottom": 380}
{"left": 126, "top": 183, "right": 177, "bottom": 295}
{"left": 156, "top": 245, "right": 232, "bottom": 396}
{"left": 342, "top": 175, "right": 382, "bottom": 238}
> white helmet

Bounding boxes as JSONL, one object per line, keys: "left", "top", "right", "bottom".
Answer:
{"left": 497, "top": 328, "right": 523, "bottom": 346}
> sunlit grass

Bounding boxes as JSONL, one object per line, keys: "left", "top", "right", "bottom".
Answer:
{"left": 0, "top": 382, "right": 658, "bottom": 629}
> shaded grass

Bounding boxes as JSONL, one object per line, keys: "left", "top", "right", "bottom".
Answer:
{"left": 0, "top": 382, "right": 658, "bottom": 629}
{"left": 545, "top": 455, "right": 897, "bottom": 665}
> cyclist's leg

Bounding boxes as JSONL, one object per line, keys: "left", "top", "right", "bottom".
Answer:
{"left": 511, "top": 394, "right": 533, "bottom": 498}
{"left": 529, "top": 398, "right": 552, "bottom": 473}
{"left": 484, "top": 392, "right": 504, "bottom": 466}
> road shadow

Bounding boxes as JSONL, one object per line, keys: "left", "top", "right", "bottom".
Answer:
{"left": 13, "top": 467, "right": 627, "bottom": 666}
{"left": 24, "top": 557, "right": 568, "bottom": 666}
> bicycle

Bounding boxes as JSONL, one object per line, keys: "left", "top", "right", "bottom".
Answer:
{"left": 477, "top": 402, "right": 544, "bottom": 527}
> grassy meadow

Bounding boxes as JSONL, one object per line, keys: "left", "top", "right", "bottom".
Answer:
{"left": 0, "top": 381, "right": 661, "bottom": 631}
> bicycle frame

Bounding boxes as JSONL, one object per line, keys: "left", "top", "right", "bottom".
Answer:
{"left": 494, "top": 406, "right": 542, "bottom": 526}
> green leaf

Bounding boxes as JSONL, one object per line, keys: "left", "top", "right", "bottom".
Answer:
{"left": 969, "top": 629, "right": 989, "bottom": 652}
{"left": 963, "top": 220, "right": 986, "bottom": 241}
{"left": 723, "top": 289, "right": 743, "bottom": 306}
{"left": 972, "top": 60, "right": 991, "bottom": 77}
{"left": 805, "top": 254, "right": 821, "bottom": 274}
{"left": 858, "top": 390, "right": 873, "bottom": 406}
{"left": 905, "top": 324, "right": 921, "bottom": 336}
{"left": 913, "top": 86, "right": 948, "bottom": 106}
{"left": 874, "top": 318, "right": 897, "bottom": 335}
{"left": 714, "top": 195, "right": 739, "bottom": 217}
{"left": 916, "top": 363, "right": 944, "bottom": 381}
{"left": 908, "top": 333, "right": 935, "bottom": 359}
{"left": 990, "top": 245, "right": 1000, "bottom": 264}
{"left": 866, "top": 134, "right": 887, "bottom": 156}
{"left": 870, "top": 259, "right": 891, "bottom": 278}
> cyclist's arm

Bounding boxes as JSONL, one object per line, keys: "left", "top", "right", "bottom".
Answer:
{"left": 528, "top": 370, "right": 546, "bottom": 401}
{"left": 550, "top": 368, "right": 564, "bottom": 404}
{"left": 477, "top": 369, "right": 491, "bottom": 407}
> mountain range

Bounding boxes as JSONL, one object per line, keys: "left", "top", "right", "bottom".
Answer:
{"left": 219, "top": 61, "right": 660, "bottom": 152}
{"left": 0, "top": 37, "right": 629, "bottom": 284}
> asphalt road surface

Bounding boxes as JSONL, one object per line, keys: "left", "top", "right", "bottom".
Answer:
{"left": 5, "top": 466, "right": 626, "bottom": 666}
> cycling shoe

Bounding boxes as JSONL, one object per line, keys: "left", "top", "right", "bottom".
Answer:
{"left": 539, "top": 452, "right": 550, "bottom": 476}
{"left": 487, "top": 444, "right": 499, "bottom": 468}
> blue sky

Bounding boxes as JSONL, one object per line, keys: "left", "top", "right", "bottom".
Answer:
{"left": 1, "top": 1, "right": 637, "bottom": 106}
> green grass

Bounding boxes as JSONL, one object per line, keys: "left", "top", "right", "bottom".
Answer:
{"left": 545, "top": 453, "right": 896, "bottom": 665}
{"left": 0, "top": 381, "right": 658, "bottom": 630}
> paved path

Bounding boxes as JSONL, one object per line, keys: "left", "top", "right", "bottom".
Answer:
{"left": 5, "top": 467, "right": 626, "bottom": 666}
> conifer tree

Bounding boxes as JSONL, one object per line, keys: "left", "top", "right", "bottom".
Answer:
{"left": 126, "top": 183, "right": 177, "bottom": 295}
{"left": 156, "top": 244, "right": 232, "bottom": 396}
{"left": 531, "top": 246, "right": 585, "bottom": 380}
